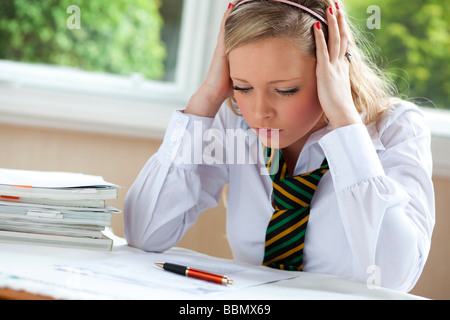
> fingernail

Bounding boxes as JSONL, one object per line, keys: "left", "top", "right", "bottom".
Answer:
{"left": 228, "top": 3, "right": 234, "bottom": 10}
{"left": 316, "top": 21, "right": 321, "bottom": 30}
{"left": 329, "top": 7, "right": 333, "bottom": 15}
{"left": 335, "top": 2, "right": 340, "bottom": 10}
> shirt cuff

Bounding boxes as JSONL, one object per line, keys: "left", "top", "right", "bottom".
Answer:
{"left": 157, "top": 110, "right": 215, "bottom": 168}
{"left": 319, "top": 124, "right": 385, "bottom": 190}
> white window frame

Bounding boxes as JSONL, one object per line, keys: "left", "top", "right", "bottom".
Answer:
{"left": 421, "top": 108, "right": 450, "bottom": 178}
{"left": 0, "top": 0, "right": 228, "bottom": 139}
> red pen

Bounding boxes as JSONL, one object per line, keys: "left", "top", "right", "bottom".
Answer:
{"left": 155, "top": 262, "right": 234, "bottom": 286}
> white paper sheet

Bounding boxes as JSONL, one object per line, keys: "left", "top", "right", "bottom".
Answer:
{"left": 0, "top": 241, "right": 424, "bottom": 300}
{"left": 0, "top": 168, "right": 115, "bottom": 188}
{"left": 56, "top": 250, "right": 297, "bottom": 295}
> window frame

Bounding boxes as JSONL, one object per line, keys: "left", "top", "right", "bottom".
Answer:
{"left": 0, "top": 0, "right": 227, "bottom": 139}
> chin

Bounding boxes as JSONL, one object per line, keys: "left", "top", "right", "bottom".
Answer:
{"left": 259, "top": 137, "right": 285, "bottom": 149}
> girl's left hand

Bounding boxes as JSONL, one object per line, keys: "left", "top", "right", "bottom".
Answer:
{"left": 313, "top": 3, "right": 362, "bottom": 129}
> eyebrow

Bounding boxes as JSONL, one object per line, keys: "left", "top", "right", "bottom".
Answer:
{"left": 230, "top": 76, "right": 304, "bottom": 84}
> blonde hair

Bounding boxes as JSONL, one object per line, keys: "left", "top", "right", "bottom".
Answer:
{"left": 225, "top": 0, "right": 397, "bottom": 125}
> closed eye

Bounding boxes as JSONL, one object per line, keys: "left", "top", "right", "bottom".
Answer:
{"left": 276, "top": 88, "right": 299, "bottom": 97}
{"left": 233, "top": 86, "right": 252, "bottom": 94}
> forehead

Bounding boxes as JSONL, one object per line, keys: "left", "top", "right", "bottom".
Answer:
{"left": 228, "top": 37, "right": 316, "bottom": 81}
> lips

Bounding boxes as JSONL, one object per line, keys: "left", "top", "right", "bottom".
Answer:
{"left": 255, "top": 128, "right": 283, "bottom": 137}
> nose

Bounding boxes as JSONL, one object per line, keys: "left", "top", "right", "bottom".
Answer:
{"left": 253, "top": 92, "right": 275, "bottom": 121}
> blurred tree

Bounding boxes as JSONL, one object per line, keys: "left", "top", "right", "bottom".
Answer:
{"left": 0, "top": 0, "right": 167, "bottom": 80}
{"left": 345, "top": 0, "right": 449, "bottom": 109}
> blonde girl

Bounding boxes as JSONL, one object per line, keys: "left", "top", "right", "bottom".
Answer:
{"left": 124, "top": 0, "right": 434, "bottom": 292}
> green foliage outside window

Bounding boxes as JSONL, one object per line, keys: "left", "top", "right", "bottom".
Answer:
{"left": 345, "top": 0, "right": 449, "bottom": 109}
{"left": 0, "top": 0, "right": 167, "bottom": 80}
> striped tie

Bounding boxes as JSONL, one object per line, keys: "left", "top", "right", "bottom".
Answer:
{"left": 263, "top": 147, "right": 329, "bottom": 271}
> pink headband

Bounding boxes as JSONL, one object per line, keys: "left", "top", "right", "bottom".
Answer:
{"left": 234, "top": 0, "right": 328, "bottom": 26}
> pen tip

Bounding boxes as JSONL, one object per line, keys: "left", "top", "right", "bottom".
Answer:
{"left": 155, "top": 262, "right": 164, "bottom": 268}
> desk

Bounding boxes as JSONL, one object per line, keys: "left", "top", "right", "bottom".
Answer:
{"left": 0, "top": 232, "right": 424, "bottom": 300}
{"left": 0, "top": 288, "right": 54, "bottom": 300}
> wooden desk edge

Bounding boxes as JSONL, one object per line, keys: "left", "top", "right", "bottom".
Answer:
{"left": 0, "top": 287, "right": 55, "bottom": 300}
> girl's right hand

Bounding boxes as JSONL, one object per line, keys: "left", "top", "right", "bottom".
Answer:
{"left": 185, "top": 2, "right": 235, "bottom": 118}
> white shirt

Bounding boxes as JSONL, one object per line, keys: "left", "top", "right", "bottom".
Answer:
{"left": 124, "top": 100, "right": 435, "bottom": 292}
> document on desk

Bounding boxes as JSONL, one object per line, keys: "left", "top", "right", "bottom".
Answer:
{"left": 56, "top": 249, "right": 297, "bottom": 296}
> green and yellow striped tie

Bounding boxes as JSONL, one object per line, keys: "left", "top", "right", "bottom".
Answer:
{"left": 263, "top": 147, "right": 329, "bottom": 271}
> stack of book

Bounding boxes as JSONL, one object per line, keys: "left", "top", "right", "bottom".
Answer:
{"left": 0, "top": 168, "right": 120, "bottom": 251}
